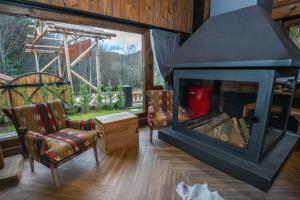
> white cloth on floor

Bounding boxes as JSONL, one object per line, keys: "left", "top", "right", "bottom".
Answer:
{"left": 176, "top": 182, "right": 224, "bottom": 200}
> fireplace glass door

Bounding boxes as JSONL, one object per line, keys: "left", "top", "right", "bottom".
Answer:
{"left": 176, "top": 78, "right": 260, "bottom": 150}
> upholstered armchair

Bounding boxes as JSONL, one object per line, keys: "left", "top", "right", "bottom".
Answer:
{"left": 147, "top": 90, "right": 189, "bottom": 142}
{"left": 3, "top": 99, "right": 98, "bottom": 187}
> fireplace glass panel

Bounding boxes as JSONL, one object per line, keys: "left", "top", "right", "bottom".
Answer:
{"left": 178, "top": 79, "right": 259, "bottom": 149}
{"left": 263, "top": 72, "right": 298, "bottom": 154}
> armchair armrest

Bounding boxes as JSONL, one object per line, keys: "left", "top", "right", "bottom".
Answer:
{"left": 24, "top": 130, "right": 48, "bottom": 160}
{"left": 66, "top": 119, "right": 95, "bottom": 131}
{"left": 147, "top": 104, "right": 155, "bottom": 128}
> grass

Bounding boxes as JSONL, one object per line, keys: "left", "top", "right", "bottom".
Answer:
{"left": 69, "top": 109, "right": 127, "bottom": 120}
{"left": 0, "top": 122, "right": 16, "bottom": 134}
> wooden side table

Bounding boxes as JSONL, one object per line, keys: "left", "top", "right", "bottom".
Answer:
{"left": 95, "top": 112, "right": 139, "bottom": 154}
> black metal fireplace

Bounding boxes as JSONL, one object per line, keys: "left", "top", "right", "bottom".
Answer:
{"left": 158, "top": 3, "right": 300, "bottom": 192}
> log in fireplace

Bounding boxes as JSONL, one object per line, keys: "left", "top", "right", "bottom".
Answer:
{"left": 158, "top": 3, "right": 300, "bottom": 192}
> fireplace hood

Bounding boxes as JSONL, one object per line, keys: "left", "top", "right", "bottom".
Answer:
{"left": 165, "top": 5, "right": 300, "bottom": 68}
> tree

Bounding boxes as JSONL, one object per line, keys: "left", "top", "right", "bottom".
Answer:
{"left": 116, "top": 81, "right": 125, "bottom": 109}
{"left": 80, "top": 83, "right": 91, "bottom": 113}
{"left": 0, "top": 15, "right": 28, "bottom": 76}
{"left": 41, "top": 83, "right": 49, "bottom": 102}
{"left": 105, "top": 81, "right": 114, "bottom": 110}
{"left": 96, "top": 86, "right": 103, "bottom": 111}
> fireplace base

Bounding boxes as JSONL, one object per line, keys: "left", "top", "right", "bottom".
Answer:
{"left": 158, "top": 127, "right": 299, "bottom": 192}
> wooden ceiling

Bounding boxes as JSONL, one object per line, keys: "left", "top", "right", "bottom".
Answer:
{"left": 272, "top": 0, "right": 300, "bottom": 19}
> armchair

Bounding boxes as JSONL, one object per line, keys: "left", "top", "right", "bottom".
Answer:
{"left": 147, "top": 90, "right": 189, "bottom": 142}
{"left": 3, "top": 99, "right": 98, "bottom": 187}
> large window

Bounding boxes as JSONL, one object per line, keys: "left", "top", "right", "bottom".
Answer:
{"left": 0, "top": 14, "right": 145, "bottom": 134}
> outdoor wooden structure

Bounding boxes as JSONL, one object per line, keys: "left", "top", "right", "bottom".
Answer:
{"left": 0, "top": 72, "right": 69, "bottom": 107}
{"left": 26, "top": 20, "right": 116, "bottom": 91}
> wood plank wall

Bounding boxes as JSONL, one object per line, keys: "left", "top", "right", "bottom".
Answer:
{"left": 26, "top": 0, "right": 194, "bottom": 33}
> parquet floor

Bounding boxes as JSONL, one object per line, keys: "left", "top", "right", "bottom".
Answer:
{"left": 0, "top": 127, "right": 299, "bottom": 200}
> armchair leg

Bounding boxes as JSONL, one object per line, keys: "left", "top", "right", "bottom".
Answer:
{"left": 51, "top": 168, "right": 60, "bottom": 187}
{"left": 29, "top": 154, "right": 34, "bottom": 172}
{"left": 93, "top": 143, "right": 99, "bottom": 163}
{"left": 150, "top": 128, "right": 153, "bottom": 143}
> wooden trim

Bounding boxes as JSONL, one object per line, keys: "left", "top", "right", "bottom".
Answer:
{"left": 0, "top": 3, "right": 148, "bottom": 34}
{"left": 203, "top": 0, "right": 211, "bottom": 22}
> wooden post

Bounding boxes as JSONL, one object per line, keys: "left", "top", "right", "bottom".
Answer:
{"left": 57, "top": 53, "right": 62, "bottom": 77}
{"left": 95, "top": 38, "right": 101, "bottom": 88}
{"left": 0, "top": 146, "right": 4, "bottom": 169}
{"left": 34, "top": 51, "right": 40, "bottom": 72}
{"left": 40, "top": 55, "right": 59, "bottom": 72}
{"left": 71, "top": 70, "right": 97, "bottom": 91}
{"left": 64, "top": 34, "right": 73, "bottom": 89}
{"left": 70, "top": 42, "right": 97, "bottom": 68}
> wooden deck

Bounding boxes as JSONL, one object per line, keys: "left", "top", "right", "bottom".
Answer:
{"left": 0, "top": 127, "right": 299, "bottom": 200}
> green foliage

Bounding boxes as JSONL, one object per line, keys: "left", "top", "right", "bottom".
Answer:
{"left": 4, "top": 54, "right": 23, "bottom": 76}
{"left": 0, "top": 90, "right": 8, "bottom": 118}
{"left": 20, "top": 88, "right": 31, "bottom": 105}
{"left": 96, "top": 86, "right": 103, "bottom": 111}
{"left": 290, "top": 26, "right": 300, "bottom": 45}
{"left": 80, "top": 83, "right": 91, "bottom": 113}
{"left": 41, "top": 83, "right": 49, "bottom": 102}
{"left": 105, "top": 81, "right": 114, "bottom": 110}
{"left": 0, "top": 15, "right": 28, "bottom": 77}
{"left": 116, "top": 81, "right": 125, "bottom": 109}
{"left": 66, "top": 86, "right": 77, "bottom": 115}
{"left": 51, "top": 86, "right": 63, "bottom": 100}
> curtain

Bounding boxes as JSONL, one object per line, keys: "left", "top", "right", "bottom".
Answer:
{"left": 150, "top": 29, "right": 180, "bottom": 88}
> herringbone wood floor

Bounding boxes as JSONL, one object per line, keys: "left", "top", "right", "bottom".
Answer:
{"left": 0, "top": 127, "right": 299, "bottom": 200}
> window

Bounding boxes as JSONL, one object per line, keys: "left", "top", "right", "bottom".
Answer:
{"left": 0, "top": 13, "right": 145, "bottom": 134}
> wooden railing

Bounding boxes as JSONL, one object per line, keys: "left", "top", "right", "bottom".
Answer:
{"left": 132, "top": 90, "right": 143, "bottom": 103}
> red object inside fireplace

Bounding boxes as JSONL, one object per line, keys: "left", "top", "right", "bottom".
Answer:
{"left": 188, "top": 86, "right": 212, "bottom": 119}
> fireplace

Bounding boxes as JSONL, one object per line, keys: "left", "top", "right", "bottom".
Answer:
{"left": 158, "top": 4, "right": 300, "bottom": 192}
{"left": 173, "top": 69, "right": 299, "bottom": 162}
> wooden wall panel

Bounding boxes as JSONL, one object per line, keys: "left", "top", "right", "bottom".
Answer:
{"left": 139, "top": 0, "right": 154, "bottom": 25}
{"left": 25, "top": 0, "right": 194, "bottom": 33}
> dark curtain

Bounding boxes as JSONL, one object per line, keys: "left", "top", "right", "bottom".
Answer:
{"left": 150, "top": 29, "right": 180, "bottom": 88}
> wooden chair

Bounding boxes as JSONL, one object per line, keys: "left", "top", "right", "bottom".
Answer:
{"left": 3, "top": 99, "right": 99, "bottom": 187}
{"left": 147, "top": 90, "right": 189, "bottom": 142}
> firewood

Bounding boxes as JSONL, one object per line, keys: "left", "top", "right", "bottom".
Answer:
{"left": 194, "top": 113, "right": 229, "bottom": 134}
{"left": 239, "top": 118, "right": 250, "bottom": 143}
{"left": 219, "top": 119, "right": 233, "bottom": 142}
{"left": 229, "top": 118, "right": 246, "bottom": 148}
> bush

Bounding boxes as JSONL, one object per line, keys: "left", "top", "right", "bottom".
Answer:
{"left": 51, "top": 86, "right": 63, "bottom": 100}
{"left": 96, "top": 86, "right": 103, "bottom": 111}
{"left": 80, "top": 83, "right": 91, "bottom": 113}
{"left": 116, "top": 81, "right": 125, "bottom": 109}
{"left": 66, "top": 86, "right": 77, "bottom": 114}
{"left": 19, "top": 88, "right": 31, "bottom": 105}
{"left": 106, "top": 81, "right": 114, "bottom": 110}
{"left": 41, "top": 83, "right": 49, "bottom": 102}
{"left": 0, "top": 90, "right": 8, "bottom": 121}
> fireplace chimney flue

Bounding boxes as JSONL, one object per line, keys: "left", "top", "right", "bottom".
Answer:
{"left": 210, "top": 0, "right": 273, "bottom": 17}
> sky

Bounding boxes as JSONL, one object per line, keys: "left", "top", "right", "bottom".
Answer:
{"left": 99, "top": 28, "right": 142, "bottom": 54}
